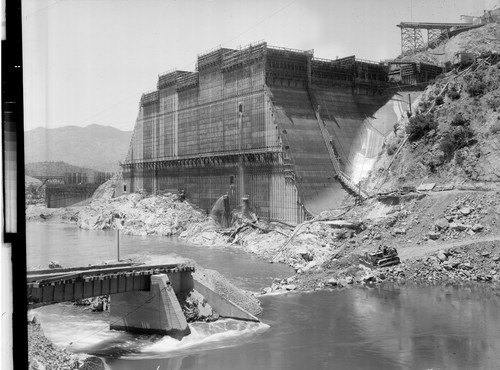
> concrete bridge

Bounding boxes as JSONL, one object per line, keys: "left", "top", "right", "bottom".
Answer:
{"left": 27, "top": 262, "right": 258, "bottom": 338}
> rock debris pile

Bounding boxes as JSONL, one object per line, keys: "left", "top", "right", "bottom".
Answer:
{"left": 77, "top": 192, "right": 208, "bottom": 236}
{"left": 429, "top": 194, "right": 495, "bottom": 241}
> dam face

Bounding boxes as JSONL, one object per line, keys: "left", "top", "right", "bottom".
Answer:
{"left": 122, "top": 43, "right": 428, "bottom": 223}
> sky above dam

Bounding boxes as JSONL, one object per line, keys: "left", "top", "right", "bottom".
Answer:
{"left": 22, "top": 0, "right": 498, "bottom": 132}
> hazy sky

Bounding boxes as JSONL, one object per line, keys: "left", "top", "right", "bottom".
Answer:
{"left": 22, "top": 0, "right": 495, "bottom": 132}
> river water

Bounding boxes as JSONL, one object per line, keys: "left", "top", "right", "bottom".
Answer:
{"left": 28, "top": 222, "right": 500, "bottom": 369}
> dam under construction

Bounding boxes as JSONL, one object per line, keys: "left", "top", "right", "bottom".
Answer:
{"left": 121, "top": 42, "right": 434, "bottom": 224}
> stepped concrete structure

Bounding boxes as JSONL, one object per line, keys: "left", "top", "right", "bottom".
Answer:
{"left": 122, "top": 42, "right": 428, "bottom": 223}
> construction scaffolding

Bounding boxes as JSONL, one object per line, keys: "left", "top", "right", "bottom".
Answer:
{"left": 386, "top": 60, "right": 443, "bottom": 85}
{"left": 397, "top": 22, "right": 474, "bottom": 55}
{"left": 123, "top": 43, "right": 403, "bottom": 223}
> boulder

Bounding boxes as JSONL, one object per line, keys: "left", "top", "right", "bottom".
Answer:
{"left": 302, "top": 260, "right": 318, "bottom": 272}
{"left": 299, "top": 250, "right": 314, "bottom": 262}
{"left": 442, "top": 262, "right": 454, "bottom": 270}
{"left": 325, "top": 278, "right": 338, "bottom": 286}
{"left": 284, "top": 284, "right": 297, "bottom": 291}
{"left": 460, "top": 262, "right": 473, "bottom": 270}
{"left": 261, "top": 287, "right": 272, "bottom": 294}
{"left": 393, "top": 228, "right": 406, "bottom": 235}
{"left": 448, "top": 258, "right": 460, "bottom": 268}
{"left": 450, "top": 222, "right": 470, "bottom": 231}
{"left": 363, "top": 274, "right": 376, "bottom": 283}
{"left": 428, "top": 231, "right": 441, "bottom": 240}
{"left": 460, "top": 207, "right": 472, "bottom": 216}
{"left": 437, "top": 250, "right": 447, "bottom": 262}
{"left": 79, "top": 357, "right": 106, "bottom": 370}
{"left": 472, "top": 223, "right": 484, "bottom": 232}
{"left": 434, "top": 218, "right": 449, "bottom": 230}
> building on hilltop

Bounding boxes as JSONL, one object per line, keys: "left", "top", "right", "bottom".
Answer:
{"left": 121, "top": 42, "right": 423, "bottom": 224}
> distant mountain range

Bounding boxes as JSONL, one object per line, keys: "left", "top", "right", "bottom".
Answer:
{"left": 24, "top": 124, "right": 132, "bottom": 172}
{"left": 25, "top": 161, "right": 100, "bottom": 178}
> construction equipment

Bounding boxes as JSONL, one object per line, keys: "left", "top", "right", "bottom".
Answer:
{"left": 453, "top": 52, "right": 476, "bottom": 68}
{"left": 359, "top": 246, "right": 400, "bottom": 269}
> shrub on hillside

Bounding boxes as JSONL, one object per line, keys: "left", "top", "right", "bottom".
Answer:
{"left": 490, "top": 122, "right": 500, "bottom": 134}
{"left": 450, "top": 113, "right": 468, "bottom": 126}
{"left": 466, "top": 78, "right": 487, "bottom": 97}
{"left": 486, "top": 96, "right": 500, "bottom": 110}
{"left": 439, "top": 126, "right": 475, "bottom": 160}
{"left": 446, "top": 87, "right": 461, "bottom": 100}
{"left": 386, "top": 143, "right": 398, "bottom": 155}
{"left": 406, "top": 113, "right": 437, "bottom": 142}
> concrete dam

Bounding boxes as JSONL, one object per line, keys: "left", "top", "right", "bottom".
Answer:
{"left": 121, "top": 42, "right": 427, "bottom": 224}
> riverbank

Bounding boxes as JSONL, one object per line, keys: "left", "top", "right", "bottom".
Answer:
{"left": 27, "top": 252, "right": 262, "bottom": 369}
{"left": 25, "top": 186, "right": 500, "bottom": 369}
{"left": 28, "top": 316, "right": 105, "bottom": 370}
{"left": 26, "top": 186, "right": 500, "bottom": 295}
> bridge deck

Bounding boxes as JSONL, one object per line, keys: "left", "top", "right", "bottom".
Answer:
{"left": 27, "top": 263, "right": 195, "bottom": 304}
{"left": 397, "top": 22, "right": 473, "bottom": 30}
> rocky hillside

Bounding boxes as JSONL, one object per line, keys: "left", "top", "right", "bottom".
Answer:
{"left": 365, "top": 24, "right": 500, "bottom": 193}
{"left": 400, "top": 23, "right": 500, "bottom": 65}
{"left": 25, "top": 124, "right": 132, "bottom": 172}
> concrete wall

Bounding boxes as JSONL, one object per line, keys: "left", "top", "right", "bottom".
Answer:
{"left": 108, "top": 272, "right": 259, "bottom": 337}
{"left": 110, "top": 274, "right": 190, "bottom": 338}
{"left": 314, "top": 88, "right": 422, "bottom": 182}
{"left": 125, "top": 56, "right": 273, "bottom": 163}
{"left": 268, "top": 84, "right": 346, "bottom": 215}
{"left": 124, "top": 161, "right": 302, "bottom": 223}
{"left": 166, "top": 270, "right": 194, "bottom": 293}
{"left": 193, "top": 279, "right": 259, "bottom": 322}
{"left": 122, "top": 44, "right": 415, "bottom": 222}
{"left": 47, "top": 193, "right": 90, "bottom": 208}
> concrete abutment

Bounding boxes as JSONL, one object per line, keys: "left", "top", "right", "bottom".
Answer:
{"left": 109, "top": 271, "right": 259, "bottom": 338}
{"left": 110, "top": 274, "right": 191, "bottom": 338}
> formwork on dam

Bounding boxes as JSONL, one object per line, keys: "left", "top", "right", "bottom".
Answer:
{"left": 121, "top": 42, "right": 434, "bottom": 224}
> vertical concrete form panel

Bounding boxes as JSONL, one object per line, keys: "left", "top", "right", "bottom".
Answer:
{"left": 133, "top": 108, "right": 144, "bottom": 162}
{"left": 110, "top": 274, "right": 190, "bottom": 338}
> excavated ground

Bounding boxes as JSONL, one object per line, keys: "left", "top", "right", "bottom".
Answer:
{"left": 26, "top": 186, "right": 500, "bottom": 294}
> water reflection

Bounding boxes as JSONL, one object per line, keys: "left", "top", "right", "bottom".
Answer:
{"left": 27, "top": 223, "right": 500, "bottom": 369}
{"left": 26, "top": 222, "right": 292, "bottom": 291}
{"left": 106, "top": 286, "right": 500, "bottom": 370}
{"left": 350, "top": 285, "right": 500, "bottom": 369}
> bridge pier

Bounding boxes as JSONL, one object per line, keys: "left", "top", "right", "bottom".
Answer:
{"left": 28, "top": 263, "right": 260, "bottom": 340}
{"left": 110, "top": 274, "right": 191, "bottom": 338}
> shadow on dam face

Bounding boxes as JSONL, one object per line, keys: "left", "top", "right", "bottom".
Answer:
{"left": 269, "top": 84, "right": 422, "bottom": 214}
